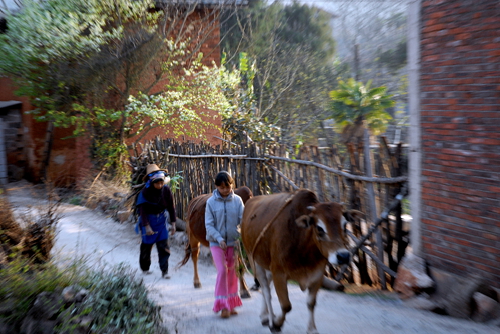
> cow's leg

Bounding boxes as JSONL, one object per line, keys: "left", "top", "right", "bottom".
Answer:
{"left": 190, "top": 234, "right": 202, "bottom": 288}
{"left": 255, "top": 264, "right": 277, "bottom": 329}
{"left": 272, "top": 272, "right": 291, "bottom": 332}
{"left": 237, "top": 255, "right": 251, "bottom": 298}
{"left": 305, "top": 281, "right": 322, "bottom": 334}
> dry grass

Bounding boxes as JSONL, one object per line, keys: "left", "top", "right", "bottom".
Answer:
{"left": 343, "top": 283, "right": 399, "bottom": 301}
{"left": 0, "top": 195, "right": 23, "bottom": 264}
{"left": 0, "top": 196, "right": 23, "bottom": 243}
{"left": 0, "top": 187, "right": 61, "bottom": 264}
{"left": 80, "top": 177, "right": 133, "bottom": 214}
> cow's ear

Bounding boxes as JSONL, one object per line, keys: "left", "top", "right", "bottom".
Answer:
{"left": 295, "top": 215, "right": 310, "bottom": 228}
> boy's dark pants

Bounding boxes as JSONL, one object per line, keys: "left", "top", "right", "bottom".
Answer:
{"left": 140, "top": 239, "right": 170, "bottom": 273}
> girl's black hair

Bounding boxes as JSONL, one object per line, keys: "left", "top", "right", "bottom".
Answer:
{"left": 215, "top": 171, "right": 234, "bottom": 186}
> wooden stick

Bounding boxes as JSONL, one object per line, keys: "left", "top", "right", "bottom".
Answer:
{"left": 90, "top": 167, "right": 106, "bottom": 188}
{"left": 167, "top": 153, "right": 251, "bottom": 159}
{"left": 266, "top": 164, "right": 299, "bottom": 190}
{"left": 213, "top": 136, "right": 238, "bottom": 146}
{"left": 335, "top": 183, "right": 408, "bottom": 281}
{"left": 136, "top": 150, "right": 407, "bottom": 184}
{"left": 264, "top": 155, "right": 407, "bottom": 184}
{"left": 346, "top": 230, "right": 397, "bottom": 278}
{"left": 364, "top": 128, "right": 386, "bottom": 289}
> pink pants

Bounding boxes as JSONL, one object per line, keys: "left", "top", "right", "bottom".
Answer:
{"left": 210, "top": 246, "right": 242, "bottom": 313}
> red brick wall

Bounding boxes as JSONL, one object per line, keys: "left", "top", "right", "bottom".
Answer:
{"left": 420, "top": 0, "right": 500, "bottom": 288}
{"left": 131, "top": 9, "right": 223, "bottom": 147}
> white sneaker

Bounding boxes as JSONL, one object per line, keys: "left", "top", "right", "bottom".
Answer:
{"left": 142, "top": 270, "right": 153, "bottom": 275}
{"left": 162, "top": 271, "right": 170, "bottom": 279}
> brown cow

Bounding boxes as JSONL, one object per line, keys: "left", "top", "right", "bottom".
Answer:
{"left": 241, "top": 189, "right": 355, "bottom": 334}
{"left": 177, "top": 186, "right": 253, "bottom": 298}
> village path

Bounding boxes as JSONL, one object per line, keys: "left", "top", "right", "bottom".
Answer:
{"left": 5, "top": 181, "right": 498, "bottom": 334}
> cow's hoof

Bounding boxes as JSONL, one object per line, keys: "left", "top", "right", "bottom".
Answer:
{"left": 240, "top": 290, "right": 251, "bottom": 299}
{"left": 269, "top": 324, "right": 282, "bottom": 333}
{"left": 250, "top": 284, "right": 260, "bottom": 291}
{"left": 261, "top": 319, "right": 269, "bottom": 326}
{"left": 194, "top": 282, "right": 201, "bottom": 289}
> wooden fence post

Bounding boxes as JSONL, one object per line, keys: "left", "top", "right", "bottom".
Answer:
{"left": 364, "top": 128, "right": 386, "bottom": 290}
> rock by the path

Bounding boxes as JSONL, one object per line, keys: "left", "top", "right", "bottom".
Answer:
{"left": 394, "top": 253, "right": 434, "bottom": 299}
{"left": 472, "top": 292, "right": 500, "bottom": 323}
{"left": 428, "top": 267, "right": 485, "bottom": 319}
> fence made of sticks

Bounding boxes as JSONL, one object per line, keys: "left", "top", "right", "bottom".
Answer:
{"left": 128, "top": 136, "right": 409, "bottom": 289}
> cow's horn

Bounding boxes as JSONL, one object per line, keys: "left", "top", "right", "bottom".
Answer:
{"left": 349, "top": 209, "right": 365, "bottom": 217}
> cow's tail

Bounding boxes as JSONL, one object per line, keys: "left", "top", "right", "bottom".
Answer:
{"left": 235, "top": 239, "right": 253, "bottom": 277}
{"left": 176, "top": 242, "right": 192, "bottom": 269}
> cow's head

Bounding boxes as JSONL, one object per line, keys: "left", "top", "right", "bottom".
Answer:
{"left": 295, "top": 203, "right": 362, "bottom": 266}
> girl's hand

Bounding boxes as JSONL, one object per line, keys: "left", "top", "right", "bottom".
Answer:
{"left": 145, "top": 225, "right": 155, "bottom": 236}
{"left": 219, "top": 240, "right": 227, "bottom": 250}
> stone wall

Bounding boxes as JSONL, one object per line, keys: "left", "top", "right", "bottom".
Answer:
{"left": 0, "top": 106, "right": 26, "bottom": 182}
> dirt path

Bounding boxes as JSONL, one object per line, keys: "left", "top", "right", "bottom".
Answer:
{"left": 6, "top": 183, "right": 498, "bottom": 334}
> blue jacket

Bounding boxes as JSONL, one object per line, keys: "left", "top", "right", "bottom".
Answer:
{"left": 205, "top": 189, "right": 244, "bottom": 247}
{"left": 135, "top": 187, "right": 174, "bottom": 244}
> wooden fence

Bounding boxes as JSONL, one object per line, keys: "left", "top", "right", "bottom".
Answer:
{"left": 128, "top": 137, "right": 409, "bottom": 289}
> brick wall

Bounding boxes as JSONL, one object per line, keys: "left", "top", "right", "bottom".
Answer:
{"left": 132, "top": 9, "right": 223, "bottom": 146}
{"left": 419, "top": 0, "right": 500, "bottom": 288}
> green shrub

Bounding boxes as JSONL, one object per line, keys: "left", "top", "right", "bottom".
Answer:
{"left": 402, "top": 198, "right": 410, "bottom": 215}
{"left": 0, "top": 257, "right": 168, "bottom": 334}
{"left": 64, "top": 263, "right": 167, "bottom": 334}
{"left": 0, "top": 255, "right": 81, "bottom": 325}
{"left": 68, "top": 196, "right": 83, "bottom": 206}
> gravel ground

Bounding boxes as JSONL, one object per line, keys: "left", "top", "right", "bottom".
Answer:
{"left": 6, "top": 181, "right": 499, "bottom": 334}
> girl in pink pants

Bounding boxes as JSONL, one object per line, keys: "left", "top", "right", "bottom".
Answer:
{"left": 205, "top": 171, "right": 244, "bottom": 318}
{"left": 210, "top": 246, "right": 242, "bottom": 315}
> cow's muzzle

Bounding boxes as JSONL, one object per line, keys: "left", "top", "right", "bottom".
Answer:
{"left": 329, "top": 249, "right": 350, "bottom": 266}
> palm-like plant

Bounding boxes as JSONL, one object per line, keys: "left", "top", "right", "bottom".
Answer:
{"left": 328, "top": 78, "right": 394, "bottom": 144}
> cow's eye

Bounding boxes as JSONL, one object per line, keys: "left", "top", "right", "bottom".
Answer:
{"left": 316, "top": 226, "right": 325, "bottom": 234}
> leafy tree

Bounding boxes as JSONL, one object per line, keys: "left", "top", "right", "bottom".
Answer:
{"left": 326, "top": 1, "right": 407, "bottom": 97}
{"left": 328, "top": 78, "right": 394, "bottom": 145}
{"left": 0, "top": 0, "right": 232, "bottom": 177}
{"left": 377, "top": 40, "right": 407, "bottom": 74}
{"left": 221, "top": 0, "right": 343, "bottom": 146}
{"left": 43, "top": 53, "right": 228, "bottom": 171}
{"left": 219, "top": 52, "right": 279, "bottom": 144}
